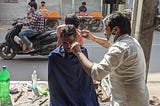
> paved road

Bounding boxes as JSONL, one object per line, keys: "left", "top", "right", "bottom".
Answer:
{"left": 0, "top": 24, "right": 48, "bottom": 81}
{"left": 0, "top": 23, "right": 160, "bottom": 81}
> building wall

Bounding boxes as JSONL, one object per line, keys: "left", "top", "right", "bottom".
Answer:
{"left": 0, "top": 0, "right": 27, "bottom": 21}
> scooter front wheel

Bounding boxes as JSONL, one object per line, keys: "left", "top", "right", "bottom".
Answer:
{"left": 0, "top": 43, "right": 16, "bottom": 60}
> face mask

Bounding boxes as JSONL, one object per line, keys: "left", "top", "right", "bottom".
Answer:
{"left": 27, "top": 8, "right": 31, "bottom": 13}
{"left": 108, "top": 34, "right": 116, "bottom": 46}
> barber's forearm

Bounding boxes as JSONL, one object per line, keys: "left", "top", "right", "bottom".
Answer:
{"left": 76, "top": 52, "right": 93, "bottom": 76}
{"left": 91, "top": 35, "right": 109, "bottom": 48}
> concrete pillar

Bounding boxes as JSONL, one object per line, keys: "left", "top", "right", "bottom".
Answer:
{"left": 131, "top": 0, "right": 157, "bottom": 82}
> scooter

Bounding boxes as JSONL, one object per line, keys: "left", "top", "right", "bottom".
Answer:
{"left": 0, "top": 20, "right": 58, "bottom": 60}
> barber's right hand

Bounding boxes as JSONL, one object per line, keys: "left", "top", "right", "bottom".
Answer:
{"left": 81, "top": 30, "right": 94, "bottom": 40}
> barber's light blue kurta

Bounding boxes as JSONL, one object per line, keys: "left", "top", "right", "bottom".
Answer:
{"left": 91, "top": 34, "right": 149, "bottom": 106}
{"left": 48, "top": 45, "right": 99, "bottom": 106}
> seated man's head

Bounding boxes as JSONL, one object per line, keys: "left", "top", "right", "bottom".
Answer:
{"left": 60, "top": 25, "right": 76, "bottom": 52}
{"left": 65, "top": 14, "right": 80, "bottom": 29}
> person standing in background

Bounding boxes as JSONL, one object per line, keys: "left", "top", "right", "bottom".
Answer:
{"left": 77, "top": 1, "right": 88, "bottom": 16}
{"left": 39, "top": 1, "right": 48, "bottom": 18}
{"left": 39, "top": 1, "right": 47, "bottom": 9}
{"left": 79, "top": 1, "right": 87, "bottom": 13}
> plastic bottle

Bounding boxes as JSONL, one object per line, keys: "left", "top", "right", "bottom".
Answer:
{"left": 31, "top": 70, "right": 39, "bottom": 96}
{"left": 0, "top": 66, "right": 12, "bottom": 106}
{"left": 31, "top": 70, "right": 37, "bottom": 89}
{"left": 37, "top": 87, "right": 48, "bottom": 95}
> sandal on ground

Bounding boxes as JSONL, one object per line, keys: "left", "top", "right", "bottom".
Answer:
{"left": 28, "top": 43, "right": 33, "bottom": 50}
{"left": 22, "top": 43, "right": 34, "bottom": 52}
{"left": 150, "top": 96, "right": 160, "bottom": 106}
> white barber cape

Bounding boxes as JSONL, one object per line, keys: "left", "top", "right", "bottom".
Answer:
{"left": 91, "top": 34, "right": 149, "bottom": 106}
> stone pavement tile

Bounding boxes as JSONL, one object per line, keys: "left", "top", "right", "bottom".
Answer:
{"left": 147, "top": 73, "right": 160, "bottom": 100}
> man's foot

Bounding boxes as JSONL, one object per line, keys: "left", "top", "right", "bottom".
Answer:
{"left": 22, "top": 43, "right": 27, "bottom": 51}
{"left": 14, "top": 36, "right": 23, "bottom": 47}
{"left": 19, "top": 40, "right": 23, "bottom": 47}
{"left": 28, "top": 43, "right": 33, "bottom": 50}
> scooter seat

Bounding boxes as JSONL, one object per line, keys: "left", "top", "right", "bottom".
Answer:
{"left": 31, "top": 30, "right": 56, "bottom": 39}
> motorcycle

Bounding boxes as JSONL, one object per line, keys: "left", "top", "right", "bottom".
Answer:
{"left": 0, "top": 19, "right": 58, "bottom": 60}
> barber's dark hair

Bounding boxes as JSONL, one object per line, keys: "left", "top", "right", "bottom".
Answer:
{"left": 60, "top": 25, "right": 76, "bottom": 39}
{"left": 65, "top": 14, "right": 80, "bottom": 29}
{"left": 104, "top": 12, "right": 131, "bottom": 35}
{"left": 29, "top": 1, "right": 37, "bottom": 9}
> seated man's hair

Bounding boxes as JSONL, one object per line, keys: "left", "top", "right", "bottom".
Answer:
{"left": 60, "top": 25, "right": 76, "bottom": 38}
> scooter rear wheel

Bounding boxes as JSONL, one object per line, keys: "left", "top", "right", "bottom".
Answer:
{"left": 0, "top": 43, "right": 16, "bottom": 60}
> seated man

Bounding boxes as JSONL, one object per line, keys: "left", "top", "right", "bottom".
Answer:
{"left": 19, "top": 2, "right": 45, "bottom": 51}
{"left": 48, "top": 25, "right": 99, "bottom": 106}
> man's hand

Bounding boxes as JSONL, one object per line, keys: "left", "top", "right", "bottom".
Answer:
{"left": 56, "top": 24, "right": 67, "bottom": 36}
{"left": 16, "top": 23, "right": 22, "bottom": 26}
{"left": 81, "top": 30, "right": 94, "bottom": 41}
{"left": 70, "top": 42, "right": 81, "bottom": 56}
{"left": 56, "top": 24, "right": 67, "bottom": 31}
{"left": 24, "top": 22, "right": 29, "bottom": 26}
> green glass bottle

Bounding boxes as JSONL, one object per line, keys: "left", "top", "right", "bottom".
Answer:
{"left": 0, "top": 66, "right": 12, "bottom": 106}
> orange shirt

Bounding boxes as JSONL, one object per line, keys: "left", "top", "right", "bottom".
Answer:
{"left": 39, "top": 5, "right": 47, "bottom": 10}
